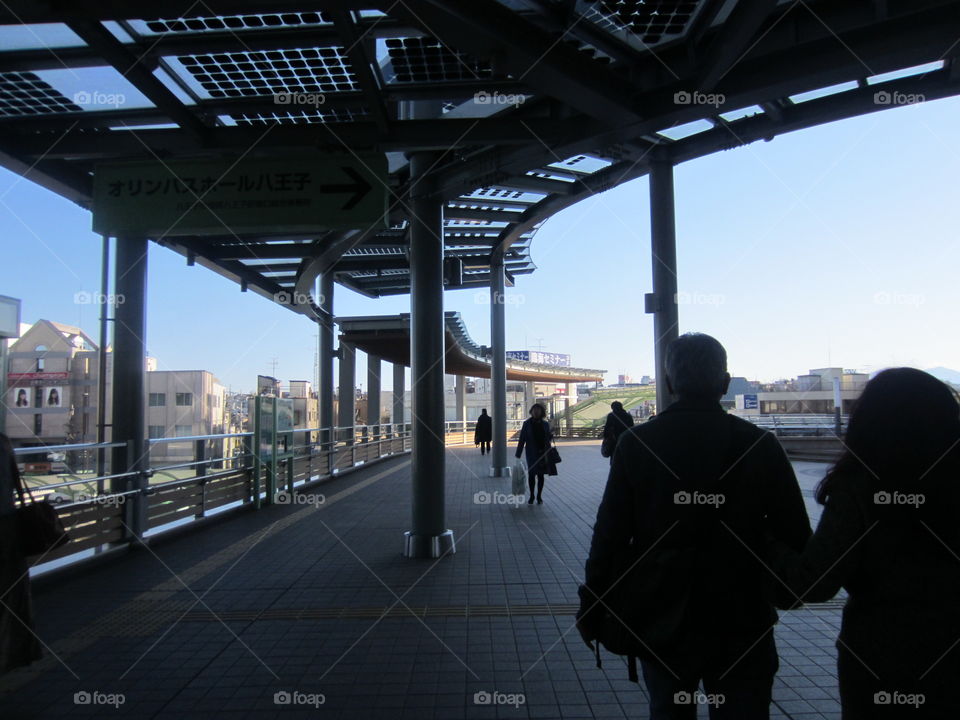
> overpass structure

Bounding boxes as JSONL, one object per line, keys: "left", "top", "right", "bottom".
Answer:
{"left": 1, "top": 0, "right": 958, "bottom": 556}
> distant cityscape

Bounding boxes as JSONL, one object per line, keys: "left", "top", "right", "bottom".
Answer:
{"left": 5, "top": 316, "right": 959, "bottom": 475}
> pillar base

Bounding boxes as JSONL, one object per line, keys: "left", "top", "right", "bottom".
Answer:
{"left": 489, "top": 466, "right": 511, "bottom": 478}
{"left": 403, "top": 530, "right": 455, "bottom": 558}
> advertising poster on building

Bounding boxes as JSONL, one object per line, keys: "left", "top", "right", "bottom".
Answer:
{"left": 44, "top": 387, "right": 63, "bottom": 407}
{"left": 11, "top": 387, "right": 29, "bottom": 407}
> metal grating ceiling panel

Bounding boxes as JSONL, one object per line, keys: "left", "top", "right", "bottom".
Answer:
{"left": 588, "top": 0, "right": 698, "bottom": 44}
{"left": 231, "top": 107, "right": 368, "bottom": 124}
{"left": 385, "top": 37, "right": 493, "bottom": 83}
{"left": 140, "top": 12, "right": 330, "bottom": 34}
{"left": 0, "top": 71, "right": 83, "bottom": 116}
{"left": 177, "top": 47, "right": 357, "bottom": 99}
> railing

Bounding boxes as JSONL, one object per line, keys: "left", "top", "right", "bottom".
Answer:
{"left": 549, "top": 413, "right": 848, "bottom": 438}
{"left": 442, "top": 419, "right": 524, "bottom": 444}
{"left": 13, "top": 420, "right": 546, "bottom": 575}
{"left": 742, "top": 413, "right": 847, "bottom": 436}
{"left": 12, "top": 424, "right": 422, "bottom": 575}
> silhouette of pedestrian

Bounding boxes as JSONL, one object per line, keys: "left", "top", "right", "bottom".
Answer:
{"left": 474, "top": 409, "right": 492, "bottom": 455}
{"left": 767, "top": 368, "right": 960, "bottom": 719}
{"left": 577, "top": 333, "right": 810, "bottom": 719}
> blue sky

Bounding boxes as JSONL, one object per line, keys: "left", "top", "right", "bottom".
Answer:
{"left": 2, "top": 95, "right": 959, "bottom": 391}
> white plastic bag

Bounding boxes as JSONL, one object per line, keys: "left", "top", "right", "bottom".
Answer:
{"left": 512, "top": 460, "right": 527, "bottom": 497}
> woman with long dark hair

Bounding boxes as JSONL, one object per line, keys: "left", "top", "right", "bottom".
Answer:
{"left": 515, "top": 403, "right": 554, "bottom": 504}
{"left": 768, "top": 368, "right": 960, "bottom": 718}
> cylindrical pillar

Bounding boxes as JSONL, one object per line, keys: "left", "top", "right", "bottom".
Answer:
{"left": 489, "top": 251, "right": 509, "bottom": 477}
{"left": 96, "top": 235, "right": 110, "bottom": 481}
{"left": 318, "top": 274, "right": 335, "bottom": 447}
{"left": 367, "top": 353, "right": 381, "bottom": 437}
{"left": 110, "top": 236, "right": 148, "bottom": 541}
{"left": 337, "top": 341, "right": 355, "bottom": 443}
{"left": 649, "top": 158, "right": 680, "bottom": 413}
{"left": 455, "top": 375, "right": 465, "bottom": 420}
{"left": 404, "top": 152, "right": 454, "bottom": 558}
{"left": 392, "top": 362, "right": 405, "bottom": 430}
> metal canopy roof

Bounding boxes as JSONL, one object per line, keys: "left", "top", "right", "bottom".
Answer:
{"left": 1, "top": 1, "right": 958, "bottom": 314}
{"left": 337, "top": 312, "right": 606, "bottom": 381}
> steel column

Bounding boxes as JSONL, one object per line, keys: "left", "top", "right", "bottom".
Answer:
{"left": 489, "top": 251, "right": 509, "bottom": 477}
{"left": 392, "top": 362, "right": 405, "bottom": 427}
{"left": 647, "top": 158, "right": 680, "bottom": 413}
{"left": 455, "top": 375, "right": 465, "bottom": 422}
{"left": 337, "top": 340, "right": 355, "bottom": 440}
{"left": 404, "top": 151, "right": 454, "bottom": 558}
{"left": 96, "top": 235, "right": 110, "bottom": 482}
{"left": 318, "top": 273, "right": 334, "bottom": 447}
{"left": 367, "top": 353, "right": 381, "bottom": 436}
{"left": 110, "top": 236, "right": 148, "bottom": 541}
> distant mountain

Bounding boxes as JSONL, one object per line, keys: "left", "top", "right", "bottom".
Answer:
{"left": 925, "top": 367, "right": 960, "bottom": 385}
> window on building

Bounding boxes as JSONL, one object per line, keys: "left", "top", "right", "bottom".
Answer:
{"left": 174, "top": 424, "right": 192, "bottom": 437}
{"left": 33, "top": 414, "right": 41, "bottom": 435}
{"left": 149, "top": 392, "right": 166, "bottom": 407}
{"left": 35, "top": 345, "right": 46, "bottom": 372}
{"left": 148, "top": 425, "right": 165, "bottom": 439}
{"left": 175, "top": 392, "right": 192, "bottom": 406}
{"left": 33, "top": 387, "right": 42, "bottom": 409}
{"left": 207, "top": 393, "right": 213, "bottom": 409}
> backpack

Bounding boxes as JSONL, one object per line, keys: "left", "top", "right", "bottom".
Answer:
{"left": 580, "top": 415, "right": 741, "bottom": 682}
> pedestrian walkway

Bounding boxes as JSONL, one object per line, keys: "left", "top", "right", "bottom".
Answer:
{"left": 1, "top": 442, "right": 841, "bottom": 719}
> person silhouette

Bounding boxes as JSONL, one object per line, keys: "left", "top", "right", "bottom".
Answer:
{"left": 767, "top": 367, "right": 960, "bottom": 719}
{"left": 474, "top": 408, "right": 492, "bottom": 455}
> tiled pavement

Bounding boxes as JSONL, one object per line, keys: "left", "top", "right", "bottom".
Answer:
{"left": 1, "top": 441, "right": 842, "bottom": 719}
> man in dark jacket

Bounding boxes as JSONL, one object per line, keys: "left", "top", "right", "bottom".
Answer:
{"left": 474, "top": 408, "right": 492, "bottom": 455}
{"left": 576, "top": 333, "right": 810, "bottom": 720}
{"left": 602, "top": 401, "right": 634, "bottom": 462}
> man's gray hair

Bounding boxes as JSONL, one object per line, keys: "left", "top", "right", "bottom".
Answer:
{"left": 664, "top": 333, "right": 728, "bottom": 398}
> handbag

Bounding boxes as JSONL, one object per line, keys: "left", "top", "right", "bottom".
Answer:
{"left": 547, "top": 444, "right": 561, "bottom": 465}
{"left": 600, "top": 435, "right": 615, "bottom": 458}
{"left": 13, "top": 467, "right": 68, "bottom": 557}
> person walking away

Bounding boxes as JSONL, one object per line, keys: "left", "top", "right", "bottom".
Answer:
{"left": 0, "top": 433, "right": 42, "bottom": 674}
{"left": 474, "top": 408, "right": 492, "bottom": 455}
{"left": 576, "top": 333, "right": 810, "bottom": 720}
{"left": 766, "top": 368, "right": 960, "bottom": 719}
{"left": 601, "top": 401, "right": 634, "bottom": 461}
{"left": 515, "top": 403, "right": 555, "bottom": 505}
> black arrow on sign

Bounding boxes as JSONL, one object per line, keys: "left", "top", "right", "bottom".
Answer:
{"left": 318, "top": 166, "right": 373, "bottom": 211}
